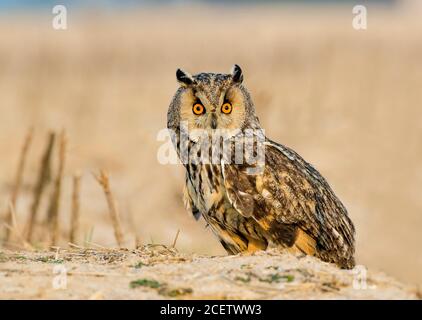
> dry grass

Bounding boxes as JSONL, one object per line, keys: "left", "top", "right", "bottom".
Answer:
{"left": 0, "top": 4, "right": 421, "bottom": 289}
{"left": 46, "top": 130, "right": 67, "bottom": 245}
{"left": 4, "top": 202, "right": 33, "bottom": 251}
{"left": 4, "top": 128, "right": 33, "bottom": 241}
{"left": 171, "top": 229, "right": 180, "bottom": 249}
{"left": 69, "top": 172, "right": 81, "bottom": 244}
{"left": 26, "top": 132, "right": 55, "bottom": 242}
{"left": 94, "top": 170, "right": 124, "bottom": 247}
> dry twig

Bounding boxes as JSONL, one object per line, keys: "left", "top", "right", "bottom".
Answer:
{"left": 69, "top": 172, "right": 81, "bottom": 244}
{"left": 4, "top": 201, "right": 33, "bottom": 250}
{"left": 47, "top": 130, "right": 67, "bottom": 245}
{"left": 5, "top": 128, "right": 33, "bottom": 241}
{"left": 171, "top": 229, "right": 180, "bottom": 248}
{"left": 94, "top": 170, "right": 124, "bottom": 247}
{"left": 26, "top": 131, "right": 55, "bottom": 242}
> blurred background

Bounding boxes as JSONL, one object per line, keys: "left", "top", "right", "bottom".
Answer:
{"left": 0, "top": 0, "right": 421, "bottom": 288}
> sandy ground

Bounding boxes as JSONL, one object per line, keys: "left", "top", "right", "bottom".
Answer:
{"left": 0, "top": 246, "right": 419, "bottom": 300}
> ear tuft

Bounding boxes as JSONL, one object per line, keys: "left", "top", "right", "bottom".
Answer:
{"left": 176, "top": 68, "right": 194, "bottom": 86}
{"left": 231, "top": 64, "right": 243, "bottom": 84}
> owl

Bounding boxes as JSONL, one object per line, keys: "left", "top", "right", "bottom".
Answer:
{"left": 167, "top": 65, "right": 355, "bottom": 269}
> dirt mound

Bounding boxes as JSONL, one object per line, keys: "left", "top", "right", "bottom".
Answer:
{"left": 0, "top": 246, "right": 418, "bottom": 299}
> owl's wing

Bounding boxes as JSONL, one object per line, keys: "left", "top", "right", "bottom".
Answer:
{"left": 183, "top": 173, "right": 201, "bottom": 220}
{"left": 222, "top": 140, "right": 355, "bottom": 266}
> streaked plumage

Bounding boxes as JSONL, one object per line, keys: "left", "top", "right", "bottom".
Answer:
{"left": 168, "top": 65, "right": 355, "bottom": 269}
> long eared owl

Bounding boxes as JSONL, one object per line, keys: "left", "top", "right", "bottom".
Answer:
{"left": 167, "top": 65, "right": 355, "bottom": 269}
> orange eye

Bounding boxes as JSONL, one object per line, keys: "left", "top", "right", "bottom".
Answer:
{"left": 221, "top": 102, "right": 232, "bottom": 114}
{"left": 192, "top": 103, "right": 205, "bottom": 115}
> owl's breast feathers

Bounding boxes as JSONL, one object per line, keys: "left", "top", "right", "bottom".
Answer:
{"left": 183, "top": 139, "right": 356, "bottom": 269}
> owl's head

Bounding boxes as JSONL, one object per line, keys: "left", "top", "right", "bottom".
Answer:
{"left": 167, "top": 65, "right": 261, "bottom": 136}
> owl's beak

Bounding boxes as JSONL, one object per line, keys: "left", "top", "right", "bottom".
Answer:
{"left": 210, "top": 114, "right": 218, "bottom": 129}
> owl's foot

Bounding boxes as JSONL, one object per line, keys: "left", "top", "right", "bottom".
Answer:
{"left": 238, "top": 238, "right": 266, "bottom": 256}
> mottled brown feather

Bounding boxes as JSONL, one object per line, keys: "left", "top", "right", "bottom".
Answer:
{"left": 222, "top": 141, "right": 355, "bottom": 269}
